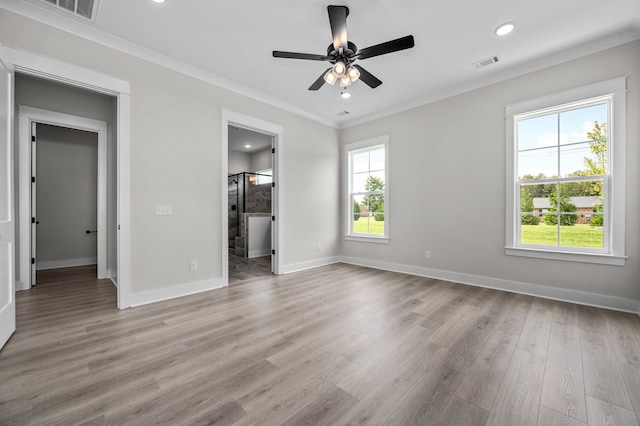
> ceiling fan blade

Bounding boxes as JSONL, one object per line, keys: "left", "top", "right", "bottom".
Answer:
{"left": 309, "top": 68, "right": 332, "bottom": 90}
{"left": 353, "top": 65, "right": 382, "bottom": 88}
{"left": 272, "top": 51, "right": 329, "bottom": 61}
{"left": 356, "top": 35, "right": 415, "bottom": 60}
{"left": 328, "top": 5, "right": 349, "bottom": 50}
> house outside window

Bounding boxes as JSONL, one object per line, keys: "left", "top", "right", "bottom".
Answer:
{"left": 505, "top": 78, "right": 626, "bottom": 265}
{"left": 344, "top": 135, "right": 389, "bottom": 242}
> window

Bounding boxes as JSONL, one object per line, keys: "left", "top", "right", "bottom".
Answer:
{"left": 505, "top": 78, "right": 626, "bottom": 265}
{"left": 255, "top": 169, "right": 272, "bottom": 185}
{"left": 345, "top": 135, "right": 389, "bottom": 242}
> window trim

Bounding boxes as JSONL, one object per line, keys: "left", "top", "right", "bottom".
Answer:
{"left": 344, "top": 135, "right": 390, "bottom": 242}
{"left": 505, "top": 77, "right": 626, "bottom": 265}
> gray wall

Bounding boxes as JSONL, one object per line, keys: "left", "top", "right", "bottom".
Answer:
{"left": 2, "top": 9, "right": 341, "bottom": 294}
{"left": 341, "top": 40, "right": 640, "bottom": 301}
{"left": 228, "top": 150, "right": 251, "bottom": 175}
{"left": 36, "top": 124, "right": 98, "bottom": 264}
{"left": 251, "top": 148, "right": 272, "bottom": 173}
{"left": 228, "top": 148, "right": 272, "bottom": 174}
{"left": 14, "top": 74, "right": 118, "bottom": 280}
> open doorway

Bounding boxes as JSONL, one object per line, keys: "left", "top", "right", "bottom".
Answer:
{"left": 33, "top": 123, "right": 100, "bottom": 281}
{"left": 227, "top": 125, "right": 274, "bottom": 283}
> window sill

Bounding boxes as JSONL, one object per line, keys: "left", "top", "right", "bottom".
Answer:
{"left": 345, "top": 235, "right": 390, "bottom": 244}
{"left": 505, "top": 246, "right": 626, "bottom": 266}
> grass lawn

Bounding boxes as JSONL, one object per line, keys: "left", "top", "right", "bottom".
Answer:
{"left": 521, "top": 223, "right": 603, "bottom": 248}
{"left": 353, "top": 216, "right": 384, "bottom": 235}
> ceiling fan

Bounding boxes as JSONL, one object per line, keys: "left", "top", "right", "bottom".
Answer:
{"left": 272, "top": 5, "right": 415, "bottom": 93}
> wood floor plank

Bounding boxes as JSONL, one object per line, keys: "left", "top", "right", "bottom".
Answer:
{"left": 485, "top": 349, "right": 545, "bottom": 426}
{"left": 517, "top": 307, "right": 553, "bottom": 356}
{"left": 454, "top": 329, "right": 518, "bottom": 411}
{"left": 536, "top": 405, "right": 587, "bottom": 426}
{"left": 540, "top": 333, "right": 587, "bottom": 422}
{"left": 585, "top": 396, "right": 639, "bottom": 426}
{"left": 2, "top": 264, "right": 639, "bottom": 425}
{"left": 281, "top": 386, "right": 358, "bottom": 426}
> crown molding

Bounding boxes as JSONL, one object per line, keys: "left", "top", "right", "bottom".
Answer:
{"left": 0, "top": 1, "right": 340, "bottom": 128}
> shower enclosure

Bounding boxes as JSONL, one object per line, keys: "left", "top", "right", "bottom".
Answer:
{"left": 228, "top": 172, "right": 272, "bottom": 257}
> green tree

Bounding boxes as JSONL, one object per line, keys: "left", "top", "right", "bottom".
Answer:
{"left": 362, "top": 176, "right": 384, "bottom": 214}
{"left": 543, "top": 186, "right": 577, "bottom": 226}
{"left": 520, "top": 195, "right": 539, "bottom": 225}
{"left": 374, "top": 201, "right": 384, "bottom": 222}
{"left": 353, "top": 200, "right": 361, "bottom": 221}
{"left": 590, "top": 202, "right": 603, "bottom": 227}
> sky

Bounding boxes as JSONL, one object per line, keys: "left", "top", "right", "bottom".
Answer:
{"left": 517, "top": 103, "right": 607, "bottom": 179}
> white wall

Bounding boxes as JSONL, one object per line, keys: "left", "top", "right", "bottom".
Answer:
{"left": 0, "top": 9, "right": 341, "bottom": 295}
{"left": 14, "top": 74, "right": 117, "bottom": 279}
{"left": 340, "top": 40, "right": 640, "bottom": 303}
{"left": 35, "top": 124, "right": 98, "bottom": 265}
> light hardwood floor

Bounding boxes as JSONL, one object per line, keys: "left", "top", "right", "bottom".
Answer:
{"left": 1, "top": 264, "right": 639, "bottom": 425}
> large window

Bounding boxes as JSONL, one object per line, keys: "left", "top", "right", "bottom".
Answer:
{"left": 505, "top": 78, "right": 626, "bottom": 265}
{"left": 345, "top": 135, "right": 389, "bottom": 241}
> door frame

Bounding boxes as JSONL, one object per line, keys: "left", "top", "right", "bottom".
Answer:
{"left": 18, "top": 106, "right": 108, "bottom": 285}
{"left": 0, "top": 43, "right": 132, "bottom": 309}
{"left": 221, "top": 109, "right": 283, "bottom": 281}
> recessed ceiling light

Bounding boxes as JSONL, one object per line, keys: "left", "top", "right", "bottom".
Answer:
{"left": 152, "top": 0, "right": 165, "bottom": 3}
{"left": 495, "top": 22, "right": 515, "bottom": 36}
{"left": 244, "top": 144, "right": 251, "bottom": 149}
{"left": 341, "top": 91, "right": 351, "bottom": 99}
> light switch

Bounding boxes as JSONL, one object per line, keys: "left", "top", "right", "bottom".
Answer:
{"left": 155, "top": 205, "right": 172, "bottom": 216}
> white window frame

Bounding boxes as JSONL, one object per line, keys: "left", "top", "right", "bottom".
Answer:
{"left": 255, "top": 169, "right": 272, "bottom": 185}
{"left": 505, "top": 77, "right": 626, "bottom": 266}
{"left": 344, "top": 135, "right": 390, "bottom": 243}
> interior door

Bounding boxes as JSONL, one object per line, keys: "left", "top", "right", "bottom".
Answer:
{"left": 0, "top": 57, "right": 16, "bottom": 350}
{"left": 30, "top": 122, "right": 36, "bottom": 286}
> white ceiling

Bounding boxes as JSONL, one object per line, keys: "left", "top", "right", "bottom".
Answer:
{"left": 228, "top": 126, "right": 273, "bottom": 154}
{"left": 5, "top": 0, "right": 640, "bottom": 128}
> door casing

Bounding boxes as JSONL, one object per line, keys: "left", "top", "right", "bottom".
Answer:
{"left": 18, "top": 106, "right": 108, "bottom": 287}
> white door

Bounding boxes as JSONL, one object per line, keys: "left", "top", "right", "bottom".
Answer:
{"left": 30, "top": 122, "right": 36, "bottom": 286}
{"left": 0, "top": 57, "right": 16, "bottom": 350}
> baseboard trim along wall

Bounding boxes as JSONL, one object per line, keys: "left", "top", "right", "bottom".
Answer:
{"left": 339, "top": 256, "right": 640, "bottom": 314}
{"left": 129, "top": 278, "right": 226, "bottom": 307}
{"left": 36, "top": 257, "right": 97, "bottom": 271}
{"left": 281, "top": 256, "right": 341, "bottom": 274}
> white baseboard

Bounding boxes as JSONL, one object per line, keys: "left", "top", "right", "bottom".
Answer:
{"left": 129, "top": 277, "right": 227, "bottom": 307}
{"left": 248, "top": 249, "right": 271, "bottom": 258}
{"left": 36, "top": 257, "right": 97, "bottom": 271}
{"left": 340, "top": 256, "right": 640, "bottom": 314}
{"left": 281, "top": 256, "right": 341, "bottom": 274}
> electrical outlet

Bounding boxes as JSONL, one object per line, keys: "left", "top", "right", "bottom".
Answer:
{"left": 425, "top": 250, "right": 431, "bottom": 260}
{"left": 317, "top": 243, "right": 323, "bottom": 252}
{"left": 190, "top": 260, "right": 198, "bottom": 271}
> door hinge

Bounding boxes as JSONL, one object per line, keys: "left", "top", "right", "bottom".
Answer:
{"left": 31, "top": 217, "right": 35, "bottom": 224}
{"left": 31, "top": 176, "right": 36, "bottom": 183}
{"left": 271, "top": 216, "right": 275, "bottom": 221}
{"left": 271, "top": 249, "right": 276, "bottom": 255}
{"left": 272, "top": 147, "right": 275, "bottom": 154}
{"left": 271, "top": 182, "right": 275, "bottom": 188}
{"left": 31, "top": 257, "right": 35, "bottom": 265}
{"left": 31, "top": 135, "right": 36, "bottom": 142}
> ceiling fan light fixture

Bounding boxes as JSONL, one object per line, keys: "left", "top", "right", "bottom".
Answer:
{"left": 340, "top": 74, "right": 352, "bottom": 88}
{"left": 347, "top": 66, "right": 360, "bottom": 83}
{"left": 332, "top": 61, "right": 347, "bottom": 78}
{"left": 324, "top": 70, "right": 337, "bottom": 86}
{"left": 495, "top": 22, "right": 515, "bottom": 36}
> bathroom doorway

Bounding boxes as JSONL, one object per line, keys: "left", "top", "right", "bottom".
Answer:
{"left": 227, "top": 125, "right": 274, "bottom": 283}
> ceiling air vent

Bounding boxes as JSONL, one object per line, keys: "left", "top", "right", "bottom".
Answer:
{"left": 472, "top": 55, "right": 500, "bottom": 70}
{"left": 38, "top": 0, "right": 98, "bottom": 20}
